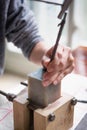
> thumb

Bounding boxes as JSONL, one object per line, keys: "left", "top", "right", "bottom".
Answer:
{"left": 42, "top": 55, "right": 50, "bottom": 68}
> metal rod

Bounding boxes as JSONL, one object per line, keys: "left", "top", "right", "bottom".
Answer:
{"left": 20, "top": 82, "right": 28, "bottom": 87}
{"left": 0, "top": 90, "right": 8, "bottom": 97}
{"left": 0, "top": 90, "right": 16, "bottom": 102}
{"left": 77, "top": 100, "right": 87, "bottom": 104}
{"left": 30, "top": 0, "right": 62, "bottom": 6}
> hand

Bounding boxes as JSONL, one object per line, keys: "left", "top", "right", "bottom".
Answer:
{"left": 42, "top": 44, "right": 74, "bottom": 87}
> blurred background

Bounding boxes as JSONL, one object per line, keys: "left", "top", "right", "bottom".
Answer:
{"left": 5, "top": 0, "right": 87, "bottom": 75}
{"left": 1, "top": 0, "right": 87, "bottom": 90}
{"left": 0, "top": 2, "right": 87, "bottom": 129}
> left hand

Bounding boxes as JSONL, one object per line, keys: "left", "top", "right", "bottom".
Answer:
{"left": 42, "top": 44, "right": 74, "bottom": 87}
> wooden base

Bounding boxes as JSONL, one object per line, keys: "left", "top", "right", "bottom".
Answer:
{"left": 13, "top": 88, "right": 74, "bottom": 130}
{"left": 34, "top": 93, "right": 74, "bottom": 130}
{"left": 13, "top": 88, "right": 30, "bottom": 130}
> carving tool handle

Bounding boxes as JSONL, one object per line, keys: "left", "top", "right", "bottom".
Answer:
{"left": 43, "top": 12, "right": 67, "bottom": 72}
{"left": 50, "top": 12, "right": 67, "bottom": 62}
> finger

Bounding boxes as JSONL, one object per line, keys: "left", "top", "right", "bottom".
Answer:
{"left": 46, "top": 54, "right": 61, "bottom": 72}
{"left": 45, "top": 44, "right": 64, "bottom": 72}
{"left": 47, "top": 47, "right": 73, "bottom": 72}
{"left": 69, "top": 53, "right": 74, "bottom": 62}
{"left": 61, "top": 52, "right": 74, "bottom": 70}
{"left": 43, "top": 70, "right": 59, "bottom": 80}
{"left": 53, "top": 64, "right": 74, "bottom": 85}
{"left": 42, "top": 71, "right": 58, "bottom": 87}
{"left": 42, "top": 55, "right": 50, "bottom": 68}
{"left": 42, "top": 61, "right": 74, "bottom": 87}
{"left": 59, "top": 48, "right": 71, "bottom": 67}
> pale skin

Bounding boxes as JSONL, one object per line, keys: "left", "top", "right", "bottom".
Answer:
{"left": 29, "top": 41, "right": 74, "bottom": 87}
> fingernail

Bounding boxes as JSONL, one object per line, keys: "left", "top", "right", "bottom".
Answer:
{"left": 42, "top": 81, "right": 49, "bottom": 87}
{"left": 48, "top": 67, "right": 54, "bottom": 72}
{"left": 53, "top": 80, "right": 58, "bottom": 85}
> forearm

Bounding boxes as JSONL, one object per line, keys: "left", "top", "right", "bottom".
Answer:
{"left": 29, "top": 42, "right": 48, "bottom": 66}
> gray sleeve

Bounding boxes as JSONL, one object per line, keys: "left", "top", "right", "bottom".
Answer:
{"left": 5, "top": 0, "right": 44, "bottom": 58}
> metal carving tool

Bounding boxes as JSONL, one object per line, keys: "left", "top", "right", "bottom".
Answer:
{"left": 31, "top": 0, "right": 73, "bottom": 63}
{"left": 50, "top": 12, "right": 67, "bottom": 61}
{"left": 43, "top": 12, "right": 67, "bottom": 72}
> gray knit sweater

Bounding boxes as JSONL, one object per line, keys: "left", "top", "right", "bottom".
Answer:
{"left": 0, "top": 0, "right": 43, "bottom": 74}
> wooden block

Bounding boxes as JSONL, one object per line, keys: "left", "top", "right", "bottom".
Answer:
{"left": 13, "top": 88, "right": 30, "bottom": 130}
{"left": 34, "top": 93, "right": 74, "bottom": 130}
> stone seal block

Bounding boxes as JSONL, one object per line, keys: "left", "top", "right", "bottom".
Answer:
{"left": 28, "top": 68, "right": 61, "bottom": 108}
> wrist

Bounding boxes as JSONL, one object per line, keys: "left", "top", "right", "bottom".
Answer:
{"left": 29, "top": 42, "right": 48, "bottom": 66}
